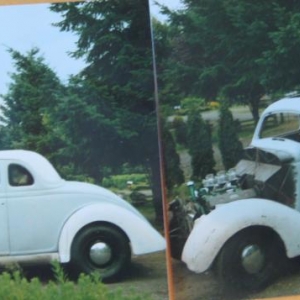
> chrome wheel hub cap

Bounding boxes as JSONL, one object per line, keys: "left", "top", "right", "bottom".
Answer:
{"left": 241, "top": 244, "right": 265, "bottom": 274}
{"left": 89, "top": 242, "right": 112, "bottom": 266}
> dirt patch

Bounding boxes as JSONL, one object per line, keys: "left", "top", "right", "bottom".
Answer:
{"left": 172, "top": 258, "right": 300, "bottom": 300}
{"left": 109, "top": 252, "right": 168, "bottom": 300}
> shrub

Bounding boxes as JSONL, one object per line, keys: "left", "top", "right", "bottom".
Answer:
{"left": 0, "top": 262, "right": 152, "bottom": 300}
{"left": 171, "top": 183, "right": 190, "bottom": 199}
{"left": 102, "top": 173, "right": 149, "bottom": 190}
{"left": 181, "top": 97, "right": 207, "bottom": 113}
{"left": 208, "top": 101, "right": 220, "bottom": 110}
{"left": 130, "top": 191, "right": 147, "bottom": 206}
{"left": 57, "top": 164, "right": 95, "bottom": 183}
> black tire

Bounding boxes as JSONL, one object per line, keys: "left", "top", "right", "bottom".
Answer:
{"left": 70, "top": 224, "right": 131, "bottom": 282}
{"left": 216, "top": 228, "right": 285, "bottom": 292}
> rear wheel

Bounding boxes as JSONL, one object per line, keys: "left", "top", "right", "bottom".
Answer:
{"left": 70, "top": 224, "right": 131, "bottom": 282}
{"left": 216, "top": 228, "right": 285, "bottom": 291}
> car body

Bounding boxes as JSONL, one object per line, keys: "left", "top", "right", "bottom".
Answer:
{"left": 171, "top": 96, "right": 300, "bottom": 290}
{"left": 0, "top": 150, "right": 165, "bottom": 281}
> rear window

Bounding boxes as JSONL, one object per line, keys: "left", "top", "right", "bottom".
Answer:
{"left": 9, "top": 164, "right": 34, "bottom": 186}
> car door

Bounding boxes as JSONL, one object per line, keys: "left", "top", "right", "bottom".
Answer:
{"left": 5, "top": 161, "right": 66, "bottom": 255}
{"left": 5, "top": 161, "right": 83, "bottom": 256}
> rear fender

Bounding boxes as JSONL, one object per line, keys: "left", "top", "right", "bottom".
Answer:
{"left": 58, "top": 203, "right": 165, "bottom": 263}
{"left": 182, "top": 198, "right": 300, "bottom": 273}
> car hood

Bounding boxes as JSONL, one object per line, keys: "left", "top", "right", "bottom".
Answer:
{"left": 62, "top": 181, "right": 148, "bottom": 221}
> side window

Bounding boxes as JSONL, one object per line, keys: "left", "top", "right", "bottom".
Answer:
{"left": 9, "top": 164, "right": 34, "bottom": 187}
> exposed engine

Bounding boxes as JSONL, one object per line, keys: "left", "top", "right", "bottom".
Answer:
{"left": 168, "top": 147, "right": 295, "bottom": 259}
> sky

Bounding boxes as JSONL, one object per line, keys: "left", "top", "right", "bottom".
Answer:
{"left": 0, "top": 0, "right": 183, "bottom": 97}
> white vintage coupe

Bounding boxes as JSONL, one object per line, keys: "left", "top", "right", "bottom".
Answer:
{"left": 0, "top": 150, "right": 165, "bottom": 281}
{"left": 180, "top": 96, "right": 300, "bottom": 290}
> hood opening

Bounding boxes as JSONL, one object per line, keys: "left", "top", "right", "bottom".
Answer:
{"left": 237, "top": 148, "right": 296, "bottom": 207}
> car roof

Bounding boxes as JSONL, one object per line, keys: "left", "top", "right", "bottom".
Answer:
{"left": 263, "top": 97, "right": 300, "bottom": 115}
{"left": 0, "top": 150, "right": 42, "bottom": 160}
{"left": 0, "top": 150, "right": 62, "bottom": 183}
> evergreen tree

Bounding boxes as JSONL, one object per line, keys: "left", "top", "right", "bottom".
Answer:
{"left": 50, "top": 1, "right": 163, "bottom": 222}
{"left": 218, "top": 101, "right": 243, "bottom": 169}
{"left": 162, "top": 120, "right": 185, "bottom": 190}
{"left": 161, "top": 0, "right": 287, "bottom": 122}
{"left": 172, "top": 116, "right": 188, "bottom": 147}
{"left": 187, "top": 111, "right": 215, "bottom": 180}
{"left": 0, "top": 48, "right": 66, "bottom": 161}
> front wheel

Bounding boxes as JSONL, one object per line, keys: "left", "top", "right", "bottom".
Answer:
{"left": 216, "top": 228, "right": 285, "bottom": 291}
{"left": 70, "top": 224, "right": 131, "bottom": 282}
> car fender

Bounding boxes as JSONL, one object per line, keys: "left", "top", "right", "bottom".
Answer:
{"left": 182, "top": 198, "right": 300, "bottom": 273}
{"left": 58, "top": 203, "right": 165, "bottom": 263}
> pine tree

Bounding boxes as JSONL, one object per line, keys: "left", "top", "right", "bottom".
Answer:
{"left": 187, "top": 110, "right": 215, "bottom": 180}
{"left": 50, "top": 0, "right": 163, "bottom": 221}
{"left": 218, "top": 101, "right": 243, "bottom": 170}
{"left": 0, "top": 48, "right": 66, "bottom": 160}
{"left": 162, "top": 120, "right": 185, "bottom": 190}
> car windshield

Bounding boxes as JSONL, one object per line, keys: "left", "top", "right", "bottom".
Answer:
{"left": 259, "top": 112, "right": 300, "bottom": 140}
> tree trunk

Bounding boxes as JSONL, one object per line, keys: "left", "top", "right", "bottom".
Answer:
{"left": 249, "top": 98, "right": 260, "bottom": 124}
